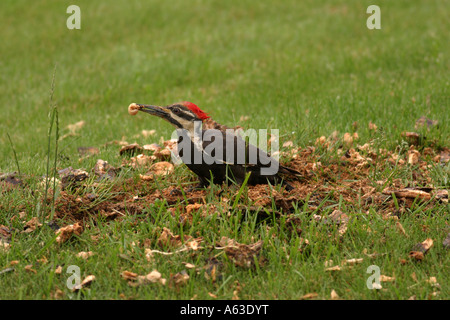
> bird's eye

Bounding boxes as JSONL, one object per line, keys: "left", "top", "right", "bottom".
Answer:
{"left": 173, "top": 108, "right": 180, "bottom": 114}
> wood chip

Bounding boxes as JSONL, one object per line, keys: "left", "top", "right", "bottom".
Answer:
{"left": 325, "top": 265, "right": 341, "bottom": 271}
{"left": 344, "top": 258, "right": 364, "bottom": 265}
{"left": 379, "top": 275, "right": 395, "bottom": 282}
{"left": 383, "top": 188, "right": 431, "bottom": 200}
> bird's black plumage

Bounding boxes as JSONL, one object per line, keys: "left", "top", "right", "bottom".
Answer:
{"left": 134, "top": 102, "right": 300, "bottom": 190}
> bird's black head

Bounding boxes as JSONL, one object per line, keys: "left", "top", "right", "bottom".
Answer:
{"left": 134, "top": 102, "right": 209, "bottom": 131}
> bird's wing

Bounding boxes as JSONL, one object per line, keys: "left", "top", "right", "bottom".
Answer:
{"left": 201, "top": 130, "right": 279, "bottom": 169}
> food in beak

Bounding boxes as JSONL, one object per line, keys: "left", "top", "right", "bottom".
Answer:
{"left": 128, "top": 103, "right": 140, "bottom": 116}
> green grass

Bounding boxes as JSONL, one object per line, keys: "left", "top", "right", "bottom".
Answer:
{"left": 0, "top": 0, "right": 449, "bottom": 300}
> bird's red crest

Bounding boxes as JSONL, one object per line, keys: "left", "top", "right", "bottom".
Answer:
{"left": 181, "top": 101, "right": 210, "bottom": 120}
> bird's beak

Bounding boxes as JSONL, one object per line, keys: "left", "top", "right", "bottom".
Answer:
{"left": 136, "top": 104, "right": 170, "bottom": 120}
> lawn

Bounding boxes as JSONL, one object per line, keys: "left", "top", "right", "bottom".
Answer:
{"left": 0, "top": 0, "right": 448, "bottom": 301}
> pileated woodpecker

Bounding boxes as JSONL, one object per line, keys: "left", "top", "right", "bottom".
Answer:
{"left": 129, "top": 102, "right": 300, "bottom": 190}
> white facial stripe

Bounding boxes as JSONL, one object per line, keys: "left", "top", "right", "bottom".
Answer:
{"left": 171, "top": 113, "right": 193, "bottom": 129}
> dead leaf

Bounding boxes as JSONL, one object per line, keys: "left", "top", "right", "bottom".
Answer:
{"left": 73, "top": 275, "right": 95, "bottom": 291}
{"left": 415, "top": 116, "right": 438, "bottom": 130}
{"left": 52, "top": 289, "right": 64, "bottom": 299}
{"left": 23, "top": 217, "right": 42, "bottom": 233}
{"left": 407, "top": 149, "right": 420, "bottom": 165}
{"left": 402, "top": 132, "right": 421, "bottom": 146}
{"left": 24, "top": 265, "right": 37, "bottom": 274}
{"left": 435, "top": 190, "right": 448, "bottom": 204}
{"left": 325, "top": 265, "right": 341, "bottom": 272}
{"left": 232, "top": 280, "right": 242, "bottom": 300}
{"left": 129, "top": 154, "right": 154, "bottom": 168}
{"left": 121, "top": 271, "right": 138, "bottom": 281}
{"left": 412, "top": 238, "right": 433, "bottom": 253}
{"left": 37, "top": 257, "right": 48, "bottom": 264}
{"left": 395, "top": 221, "right": 408, "bottom": 237}
{"left": 55, "top": 223, "right": 84, "bottom": 244}
{"left": 77, "top": 147, "right": 99, "bottom": 157}
{"left": 0, "top": 225, "right": 11, "bottom": 241}
{"left": 93, "top": 159, "right": 118, "bottom": 180}
{"left": 0, "top": 240, "right": 10, "bottom": 252}
{"left": 67, "top": 121, "right": 85, "bottom": 134}
{"left": 139, "top": 270, "right": 166, "bottom": 286}
{"left": 186, "top": 203, "right": 203, "bottom": 215}
{"left": 285, "top": 215, "right": 302, "bottom": 236}
{"left": 440, "top": 148, "right": 450, "bottom": 164}
{"left": 149, "top": 161, "right": 174, "bottom": 176}
{"left": 154, "top": 148, "right": 172, "bottom": 160}
{"left": 343, "top": 258, "right": 363, "bottom": 266}
{"left": 58, "top": 167, "right": 89, "bottom": 189}
{"left": 143, "top": 143, "right": 161, "bottom": 152}
{"left": 218, "top": 237, "right": 264, "bottom": 268}
{"left": 141, "top": 129, "right": 156, "bottom": 138}
{"left": 54, "top": 266, "right": 62, "bottom": 274}
{"left": 315, "top": 136, "right": 328, "bottom": 146}
{"left": 183, "top": 262, "right": 195, "bottom": 269}
{"left": 144, "top": 248, "right": 153, "bottom": 262}
{"left": 157, "top": 227, "right": 183, "bottom": 248}
{"left": 379, "top": 275, "right": 395, "bottom": 282}
{"left": 343, "top": 133, "right": 353, "bottom": 148}
{"left": 372, "top": 283, "right": 383, "bottom": 290}
{"left": 170, "top": 270, "right": 190, "bottom": 288}
{"left": 326, "top": 210, "right": 349, "bottom": 224}
{"left": 0, "top": 172, "right": 24, "bottom": 192}
{"left": 76, "top": 251, "right": 94, "bottom": 260}
{"left": 119, "top": 143, "right": 143, "bottom": 156}
{"left": 426, "top": 277, "right": 440, "bottom": 288}
{"left": 325, "top": 210, "right": 349, "bottom": 237}
{"left": 368, "top": 121, "right": 378, "bottom": 131}
{"left": 410, "top": 238, "right": 433, "bottom": 261}
{"left": 185, "top": 238, "right": 202, "bottom": 251}
{"left": 443, "top": 233, "right": 450, "bottom": 249}
{"left": 330, "top": 290, "right": 340, "bottom": 300}
{"left": 9, "top": 260, "right": 19, "bottom": 266}
{"left": 59, "top": 121, "right": 85, "bottom": 140}
{"left": 409, "top": 251, "right": 424, "bottom": 261}
{"left": 139, "top": 173, "right": 154, "bottom": 181}
{"left": 300, "top": 292, "right": 318, "bottom": 300}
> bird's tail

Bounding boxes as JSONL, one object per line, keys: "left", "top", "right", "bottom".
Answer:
{"left": 279, "top": 165, "right": 302, "bottom": 177}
